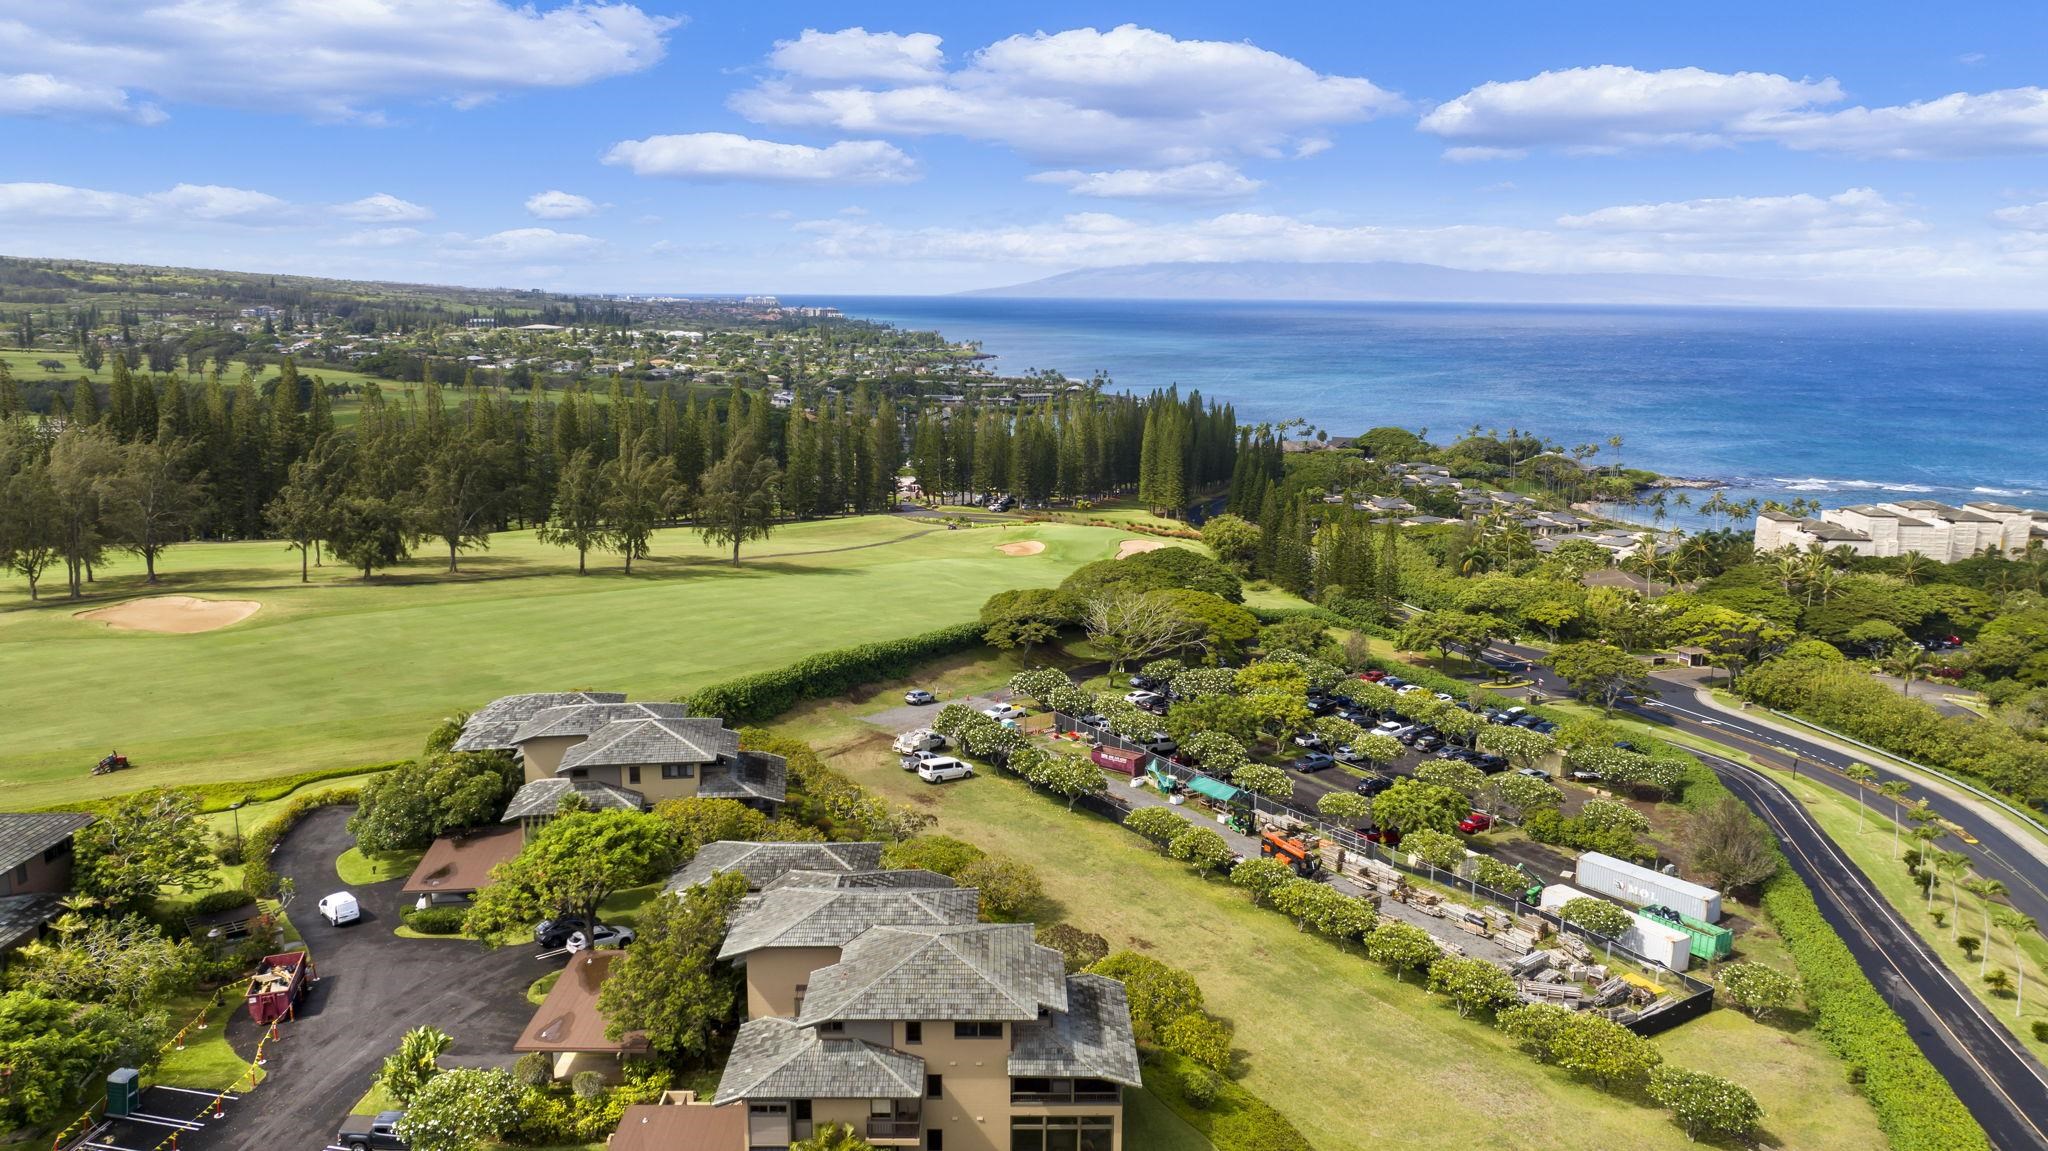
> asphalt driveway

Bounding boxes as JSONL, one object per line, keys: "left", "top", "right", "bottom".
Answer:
{"left": 219, "top": 806, "right": 536, "bottom": 1149}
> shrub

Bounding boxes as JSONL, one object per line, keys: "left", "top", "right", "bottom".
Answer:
{"left": 1167, "top": 825, "right": 1235, "bottom": 873}
{"left": 1161, "top": 1011, "right": 1234, "bottom": 1073}
{"left": 1427, "top": 955, "right": 1518, "bottom": 1018}
{"left": 1087, "top": 952, "right": 1204, "bottom": 1041}
{"left": 684, "top": 622, "right": 985, "bottom": 723}
{"left": 571, "top": 1071, "right": 607, "bottom": 1100}
{"left": 957, "top": 856, "right": 1044, "bottom": 922}
{"left": 189, "top": 889, "right": 257, "bottom": 916}
{"left": 512, "top": 1052, "right": 552, "bottom": 1089}
{"left": 1522, "top": 808, "right": 1654, "bottom": 865}
{"left": 1036, "top": 923, "right": 1110, "bottom": 973}
{"left": 1557, "top": 897, "right": 1634, "bottom": 940}
{"left": 211, "top": 831, "right": 246, "bottom": 866}
{"left": 1648, "top": 1066, "right": 1762, "bottom": 1142}
{"left": 1718, "top": 961, "right": 1801, "bottom": 1023}
{"left": 1403, "top": 828, "right": 1465, "bottom": 872}
{"left": 1124, "top": 806, "right": 1189, "bottom": 850}
{"left": 403, "top": 906, "right": 470, "bottom": 935}
{"left": 880, "top": 835, "right": 985, "bottom": 876}
{"left": 1180, "top": 1065, "right": 1220, "bottom": 1109}
{"left": 1577, "top": 797, "right": 1651, "bottom": 836}
{"left": 2033, "top": 1020, "right": 2048, "bottom": 1044}
{"left": 1144, "top": 1049, "right": 1313, "bottom": 1151}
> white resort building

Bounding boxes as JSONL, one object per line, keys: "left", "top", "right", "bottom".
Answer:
{"left": 1753, "top": 500, "right": 2048, "bottom": 561}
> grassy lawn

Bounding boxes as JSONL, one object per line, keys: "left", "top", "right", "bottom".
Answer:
{"left": 1124, "top": 1082, "right": 1214, "bottom": 1151}
{"left": 152, "top": 989, "right": 262, "bottom": 1092}
{"left": 1, "top": 515, "right": 1143, "bottom": 808}
{"left": 771, "top": 662, "right": 1886, "bottom": 1151}
{"left": 336, "top": 846, "right": 423, "bottom": 886}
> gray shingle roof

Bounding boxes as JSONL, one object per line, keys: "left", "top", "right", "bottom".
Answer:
{"left": 0, "top": 813, "right": 93, "bottom": 875}
{"left": 501, "top": 779, "right": 647, "bottom": 821}
{"left": 714, "top": 1018, "right": 924, "bottom": 1104}
{"left": 1009, "top": 974, "right": 1143, "bottom": 1086}
{"left": 510, "top": 701, "right": 691, "bottom": 745}
{"left": 557, "top": 717, "right": 740, "bottom": 772}
{"left": 695, "top": 752, "right": 787, "bottom": 805}
{"left": 452, "top": 693, "right": 628, "bottom": 752}
{"left": 720, "top": 887, "right": 981, "bottom": 959}
{"left": 796, "top": 923, "right": 1067, "bottom": 1025}
{"left": 666, "top": 842, "right": 885, "bottom": 894}
{"left": 0, "top": 893, "right": 65, "bottom": 951}
{"left": 765, "top": 869, "right": 956, "bottom": 892}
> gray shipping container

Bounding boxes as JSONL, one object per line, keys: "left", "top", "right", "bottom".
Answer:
{"left": 1575, "top": 852, "right": 1722, "bottom": 923}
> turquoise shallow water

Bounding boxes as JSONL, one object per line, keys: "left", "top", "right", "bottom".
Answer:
{"left": 818, "top": 296, "right": 2048, "bottom": 524}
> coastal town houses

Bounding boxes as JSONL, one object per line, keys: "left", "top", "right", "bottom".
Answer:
{"left": 612, "top": 842, "right": 1142, "bottom": 1151}
{"left": 1754, "top": 500, "right": 2048, "bottom": 561}
{"left": 452, "top": 694, "right": 786, "bottom": 837}
{"left": 0, "top": 812, "right": 95, "bottom": 956}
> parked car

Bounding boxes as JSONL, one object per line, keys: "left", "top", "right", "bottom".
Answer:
{"left": 1375, "top": 719, "right": 1405, "bottom": 733}
{"left": 892, "top": 729, "right": 944, "bottom": 755}
{"left": 1334, "top": 744, "right": 1368, "bottom": 765}
{"left": 567, "top": 924, "right": 636, "bottom": 953}
{"left": 1357, "top": 669, "right": 1387, "bottom": 682}
{"left": 1383, "top": 676, "right": 1408, "bottom": 688}
{"left": 1292, "top": 732, "right": 1326, "bottom": 749}
{"left": 982, "top": 703, "right": 1026, "bottom": 721}
{"left": 1458, "top": 812, "right": 1494, "bottom": 834}
{"left": 1133, "top": 694, "right": 1170, "bottom": 716}
{"left": 1434, "top": 692, "right": 1457, "bottom": 703}
{"left": 904, "top": 689, "right": 937, "bottom": 706}
{"left": 900, "top": 750, "right": 945, "bottom": 771}
{"left": 1412, "top": 735, "right": 1443, "bottom": 753}
{"left": 1475, "top": 754, "right": 1510, "bottom": 774}
{"left": 1305, "top": 695, "right": 1336, "bottom": 715}
{"left": 338, "top": 1110, "right": 408, "bottom": 1151}
{"left": 535, "top": 917, "right": 591, "bottom": 949}
{"left": 1291, "top": 752, "right": 1336, "bottom": 772}
{"left": 1123, "top": 689, "right": 1160, "bottom": 706}
{"left": 1128, "top": 674, "right": 1162, "bottom": 691}
{"left": 1355, "top": 775, "right": 1394, "bottom": 796}
{"left": 1143, "top": 735, "right": 1179, "bottom": 756}
{"left": 1567, "top": 769, "right": 1603, "bottom": 783}
{"left": 1516, "top": 767, "right": 1551, "bottom": 779}
{"left": 318, "top": 892, "right": 360, "bottom": 927}
{"left": 1358, "top": 824, "right": 1403, "bottom": 847}
{"left": 1079, "top": 713, "right": 1109, "bottom": 730}
{"left": 917, "top": 757, "right": 975, "bottom": 784}
{"left": 1396, "top": 684, "right": 1424, "bottom": 695}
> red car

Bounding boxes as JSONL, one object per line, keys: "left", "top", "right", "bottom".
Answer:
{"left": 1358, "top": 825, "right": 1403, "bottom": 848}
{"left": 1357, "top": 670, "right": 1387, "bottom": 682}
{"left": 1457, "top": 812, "right": 1493, "bottom": 834}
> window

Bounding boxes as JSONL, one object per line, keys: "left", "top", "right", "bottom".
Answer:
{"left": 1010, "top": 1117, "right": 1114, "bottom": 1151}
{"left": 627, "top": 765, "right": 641, "bottom": 785}
{"left": 953, "top": 1021, "right": 1002, "bottom": 1039}
{"left": 904, "top": 1021, "right": 922, "bottom": 1044}
{"left": 925, "top": 1073, "right": 943, "bottom": 1099}
{"left": 661, "top": 764, "right": 695, "bottom": 780}
{"left": 925, "top": 1131, "right": 944, "bottom": 1151}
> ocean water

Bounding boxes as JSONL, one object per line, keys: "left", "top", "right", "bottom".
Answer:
{"left": 816, "top": 297, "right": 2048, "bottom": 529}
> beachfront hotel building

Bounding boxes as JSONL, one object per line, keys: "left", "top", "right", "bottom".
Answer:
{"left": 1753, "top": 500, "right": 2048, "bottom": 561}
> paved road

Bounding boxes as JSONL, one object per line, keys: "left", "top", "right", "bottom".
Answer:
{"left": 1480, "top": 641, "right": 2048, "bottom": 931}
{"left": 1707, "top": 751, "right": 2048, "bottom": 1151}
{"left": 224, "top": 807, "right": 535, "bottom": 1150}
{"left": 1475, "top": 640, "right": 2048, "bottom": 1148}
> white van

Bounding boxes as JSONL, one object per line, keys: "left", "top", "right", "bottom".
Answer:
{"left": 318, "top": 892, "right": 361, "bottom": 926}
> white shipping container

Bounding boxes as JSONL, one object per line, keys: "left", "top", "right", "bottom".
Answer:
{"left": 1540, "top": 884, "right": 1692, "bottom": 972}
{"left": 1575, "top": 852, "right": 1722, "bottom": 923}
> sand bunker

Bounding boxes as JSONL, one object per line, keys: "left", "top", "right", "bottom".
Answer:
{"left": 997, "top": 540, "right": 1046, "bottom": 556}
{"left": 79, "top": 595, "right": 260, "bottom": 634}
{"left": 1116, "top": 539, "right": 1167, "bottom": 559}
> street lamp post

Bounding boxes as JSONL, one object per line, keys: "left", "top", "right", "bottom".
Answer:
{"left": 230, "top": 799, "right": 247, "bottom": 859}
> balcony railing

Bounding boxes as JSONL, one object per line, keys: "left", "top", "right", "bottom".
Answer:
{"left": 867, "top": 1118, "right": 922, "bottom": 1140}
{"left": 1010, "top": 1090, "right": 1121, "bottom": 1105}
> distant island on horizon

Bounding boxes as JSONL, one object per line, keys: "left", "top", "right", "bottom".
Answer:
{"left": 959, "top": 260, "right": 1954, "bottom": 309}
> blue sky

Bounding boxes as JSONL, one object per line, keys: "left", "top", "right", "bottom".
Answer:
{"left": 3, "top": 1, "right": 2048, "bottom": 302}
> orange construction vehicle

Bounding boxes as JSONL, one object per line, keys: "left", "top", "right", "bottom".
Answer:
{"left": 1259, "top": 828, "right": 1324, "bottom": 878}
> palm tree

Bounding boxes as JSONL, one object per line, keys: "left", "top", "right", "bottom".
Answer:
{"left": 1608, "top": 434, "right": 1624, "bottom": 475}
{"left": 1992, "top": 910, "right": 2038, "bottom": 1018}
{"left": 1896, "top": 549, "right": 1930, "bottom": 585}
{"left": 1964, "top": 878, "right": 2007, "bottom": 975}
{"left": 1877, "top": 780, "right": 1911, "bottom": 858}
{"left": 1886, "top": 646, "right": 1930, "bottom": 699}
{"left": 1844, "top": 763, "right": 1875, "bottom": 830}
{"left": 1935, "top": 851, "right": 1971, "bottom": 938}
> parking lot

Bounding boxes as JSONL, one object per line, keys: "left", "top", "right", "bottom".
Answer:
{"left": 78, "top": 1086, "right": 241, "bottom": 1151}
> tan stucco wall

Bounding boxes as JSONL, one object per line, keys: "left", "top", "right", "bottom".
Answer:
{"left": 518, "top": 735, "right": 581, "bottom": 782}
{"left": 742, "top": 947, "right": 842, "bottom": 1019}
{"left": 637, "top": 769, "right": 701, "bottom": 802}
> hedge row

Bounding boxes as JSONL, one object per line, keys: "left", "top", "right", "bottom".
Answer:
{"left": 1143, "top": 1048, "right": 1314, "bottom": 1151}
{"left": 1673, "top": 762, "right": 1989, "bottom": 1151}
{"left": 683, "top": 621, "right": 985, "bottom": 723}
{"left": 37, "top": 761, "right": 404, "bottom": 815}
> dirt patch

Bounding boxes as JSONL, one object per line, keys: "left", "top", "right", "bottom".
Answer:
{"left": 996, "top": 540, "right": 1046, "bottom": 556}
{"left": 78, "top": 595, "right": 261, "bottom": 634}
{"left": 1115, "top": 539, "right": 1167, "bottom": 559}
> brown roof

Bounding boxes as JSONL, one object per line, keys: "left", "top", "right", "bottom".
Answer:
{"left": 400, "top": 825, "right": 524, "bottom": 895}
{"left": 514, "top": 951, "right": 648, "bottom": 1054}
{"left": 608, "top": 1103, "right": 746, "bottom": 1151}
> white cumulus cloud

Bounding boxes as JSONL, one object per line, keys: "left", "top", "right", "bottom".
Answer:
{"left": 1557, "top": 188, "right": 1925, "bottom": 247}
{"left": 1741, "top": 88, "right": 2048, "bottom": 158}
{"left": 733, "top": 23, "right": 1400, "bottom": 166}
{"left": 767, "top": 28, "right": 944, "bottom": 83}
{"left": 1031, "top": 162, "right": 1263, "bottom": 201}
{"left": 0, "top": 1, "right": 678, "bottom": 123}
{"left": 0, "top": 181, "right": 285, "bottom": 222}
{"left": 603, "top": 132, "right": 918, "bottom": 184}
{"left": 1421, "top": 65, "right": 1842, "bottom": 155}
{"left": 525, "top": 190, "right": 601, "bottom": 218}
{"left": 336, "top": 193, "right": 433, "bottom": 222}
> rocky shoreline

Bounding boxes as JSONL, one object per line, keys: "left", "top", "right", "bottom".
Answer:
{"left": 1644, "top": 476, "right": 1728, "bottom": 491}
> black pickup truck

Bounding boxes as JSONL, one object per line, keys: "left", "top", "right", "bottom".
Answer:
{"left": 337, "top": 1111, "right": 407, "bottom": 1150}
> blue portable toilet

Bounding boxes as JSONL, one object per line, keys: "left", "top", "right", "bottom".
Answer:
{"left": 107, "top": 1068, "right": 141, "bottom": 1117}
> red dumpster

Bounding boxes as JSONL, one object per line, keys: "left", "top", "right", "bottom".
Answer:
{"left": 1090, "top": 745, "right": 1145, "bottom": 776}
{"left": 246, "top": 951, "right": 311, "bottom": 1025}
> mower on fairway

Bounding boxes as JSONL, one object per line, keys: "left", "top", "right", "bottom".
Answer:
{"left": 92, "top": 751, "right": 131, "bottom": 776}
